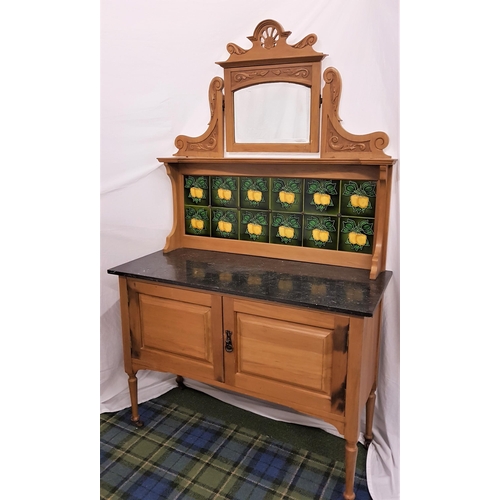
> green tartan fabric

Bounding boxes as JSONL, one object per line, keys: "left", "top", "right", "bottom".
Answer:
{"left": 100, "top": 395, "right": 371, "bottom": 500}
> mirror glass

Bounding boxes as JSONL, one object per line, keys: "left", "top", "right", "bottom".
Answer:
{"left": 234, "top": 82, "right": 311, "bottom": 144}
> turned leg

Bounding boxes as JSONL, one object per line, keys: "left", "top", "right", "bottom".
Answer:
{"left": 127, "top": 372, "right": 144, "bottom": 427}
{"left": 176, "top": 375, "right": 186, "bottom": 390}
{"left": 343, "top": 440, "right": 358, "bottom": 500}
{"left": 364, "top": 390, "right": 376, "bottom": 448}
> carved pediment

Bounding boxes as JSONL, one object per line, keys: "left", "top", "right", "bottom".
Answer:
{"left": 218, "top": 19, "right": 326, "bottom": 68}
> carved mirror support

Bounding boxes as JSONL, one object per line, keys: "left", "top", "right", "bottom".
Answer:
{"left": 320, "top": 67, "right": 390, "bottom": 159}
{"left": 173, "top": 77, "right": 224, "bottom": 157}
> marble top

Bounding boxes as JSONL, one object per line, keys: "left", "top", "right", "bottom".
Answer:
{"left": 107, "top": 248, "right": 392, "bottom": 317}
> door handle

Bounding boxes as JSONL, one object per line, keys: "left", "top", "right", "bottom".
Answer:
{"left": 225, "top": 330, "right": 233, "bottom": 353}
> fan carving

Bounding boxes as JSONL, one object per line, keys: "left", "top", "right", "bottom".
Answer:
{"left": 260, "top": 25, "right": 279, "bottom": 49}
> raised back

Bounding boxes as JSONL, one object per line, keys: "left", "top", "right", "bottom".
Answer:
{"left": 167, "top": 20, "right": 395, "bottom": 279}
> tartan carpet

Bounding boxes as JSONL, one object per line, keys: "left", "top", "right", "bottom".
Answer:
{"left": 100, "top": 394, "right": 371, "bottom": 500}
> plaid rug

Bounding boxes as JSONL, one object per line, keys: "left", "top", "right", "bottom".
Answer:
{"left": 100, "top": 395, "right": 371, "bottom": 500}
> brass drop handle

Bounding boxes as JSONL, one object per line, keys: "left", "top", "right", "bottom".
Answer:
{"left": 225, "top": 330, "right": 233, "bottom": 353}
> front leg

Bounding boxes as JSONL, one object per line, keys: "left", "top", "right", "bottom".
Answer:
{"left": 343, "top": 440, "right": 358, "bottom": 500}
{"left": 127, "top": 372, "right": 143, "bottom": 427}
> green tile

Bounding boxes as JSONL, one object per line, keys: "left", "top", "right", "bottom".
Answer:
{"left": 240, "top": 177, "right": 270, "bottom": 210}
{"left": 184, "top": 175, "right": 210, "bottom": 206}
{"left": 240, "top": 210, "right": 270, "bottom": 243}
{"left": 303, "top": 214, "right": 338, "bottom": 250}
{"left": 211, "top": 176, "right": 239, "bottom": 208}
{"left": 270, "top": 178, "right": 304, "bottom": 212}
{"left": 340, "top": 180, "right": 376, "bottom": 217}
{"left": 304, "top": 179, "right": 340, "bottom": 215}
{"left": 270, "top": 212, "right": 303, "bottom": 246}
{"left": 185, "top": 206, "right": 210, "bottom": 236}
{"left": 338, "top": 216, "right": 374, "bottom": 254}
{"left": 211, "top": 208, "right": 239, "bottom": 239}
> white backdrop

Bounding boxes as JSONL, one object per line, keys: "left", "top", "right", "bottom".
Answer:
{"left": 101, "top": 1, "right": 400, "bottom": 499}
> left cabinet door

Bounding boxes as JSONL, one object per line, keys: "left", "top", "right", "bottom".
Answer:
{"left": 126, "top": 279, "right": 224, "bottom": 383}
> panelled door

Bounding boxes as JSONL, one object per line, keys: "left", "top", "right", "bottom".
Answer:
{"left": 222, "top": 296, "right": 349, "bottom": 414}
{"left": 127, "top": 280, "right": 224, "bottom": 383}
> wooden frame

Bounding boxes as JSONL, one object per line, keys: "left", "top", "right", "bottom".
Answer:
{"left": 217, "top": 20, "right": 325, "bottom": 153}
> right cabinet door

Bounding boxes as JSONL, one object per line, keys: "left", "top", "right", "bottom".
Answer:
{"left": 223, "top": 296, "right": 350, "bottom": 415}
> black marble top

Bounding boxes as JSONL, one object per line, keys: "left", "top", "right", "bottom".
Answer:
{"left": 107, "top": 248, "right": 392, "bottom": 317}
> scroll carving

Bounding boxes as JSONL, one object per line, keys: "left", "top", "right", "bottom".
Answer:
{"left": 227, "top": 43, "right": 248, "bottom": 56}
{"left": 184, "top": 128, "right": 218, "bottom": 152}
{"left": 233, "top": 70, "right": 269, "bottom": 83}
{"left": 274, "top": 67, "right": 310, "bottom": 78}
{"left": 320, "top": 67, "right": 390, "bottom": 159}
{"left": 174, "top": 77, "right": 224, "bottom": 157}
{"left": 231, "top": 66, "right": 311, "bottom": 88}
{"left": 292, "top": 34, "right": 318, "bottom": 50}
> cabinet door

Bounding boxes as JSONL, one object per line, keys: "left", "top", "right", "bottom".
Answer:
{"left": 223, "top": 297, "right": 349, "bottom": 414}
{"left": 127, "top": 280, "right": 224, "bottom": 383}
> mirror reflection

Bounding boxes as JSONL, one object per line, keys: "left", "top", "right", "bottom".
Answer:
{"left": 234, "top": 82, "right": 311, "bottom": 144}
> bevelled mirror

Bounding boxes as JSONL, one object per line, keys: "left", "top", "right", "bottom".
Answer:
{"left": 217, "top": 19, "right": 326, "bottom": 153}
{"left": 233, "top": 82, "right": 311, "bottom": 144}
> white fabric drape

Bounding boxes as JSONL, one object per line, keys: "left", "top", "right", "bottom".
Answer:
{"left": 101, "top": 2, "right": 400, "bottom": 499}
